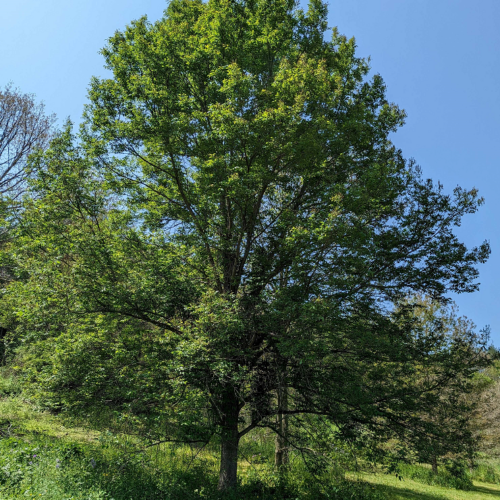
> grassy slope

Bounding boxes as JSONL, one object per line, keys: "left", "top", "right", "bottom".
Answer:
{"left": 1, "top": 391, "right": 500, "bottom": 500}
{"left": 358, "top": 473, "right": 500, "bottom": 500}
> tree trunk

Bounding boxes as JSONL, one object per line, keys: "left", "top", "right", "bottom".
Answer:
{"left": 218, "top": 393, "right": 240, "bottom": 491}
{"left": 431, "top": 455, "right": 438, "bottom": 474}
{"left": 275, "top": 385, "right": 289, "bottom": 468}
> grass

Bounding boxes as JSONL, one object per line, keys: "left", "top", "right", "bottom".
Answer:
{"left": 396, "top": 464, "right": 473, "bottom": 491}
{"left": 0, "top": 393, "right": 384, "bottom": 499}
{"left": 471, "top": 464, "right": 500, "bottom": 485}
{"left": 1, "top": 389, "right": 500, "bottom": 499}
{"left": 358, "top": 471, "right": 500, "bottom": 500}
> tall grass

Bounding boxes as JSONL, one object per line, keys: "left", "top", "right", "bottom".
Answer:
{"left": 398, "top": 463, "right": 473, "bottom": 491}
{"left": 469, "top": 463, "right": 500, "bottom": 485}
{"left": 0, "top": 395, "right": 385, "bottom": 500}
{"left": 0, "top": 435, "right": 385, "bottom": 499}
{"left": 7, "top": 390, "right": 500, "bottom": 498}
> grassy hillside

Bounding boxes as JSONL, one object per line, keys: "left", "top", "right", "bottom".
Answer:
{"left": 359, "top": 473, "right": 500, "bottom": 500}
{"left": 1, "top": 378, "right": 499, "bottom": 500}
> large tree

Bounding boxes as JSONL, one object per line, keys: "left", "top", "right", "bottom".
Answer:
{"left": 0, "top": 84, "right": 54, "bottom": 358}
{"left": 391, "top": 296, "right": 490, "bottom": 474}
{"left": 11, "top": 0, "right": 489, "bottom": 490}
{"left": 0, "top": 84, "right": 55, "bottom": 198}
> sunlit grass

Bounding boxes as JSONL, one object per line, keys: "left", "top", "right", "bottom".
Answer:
{"left": 357, "top": 471, "right": 500, "bottom": 500}
{"left": 0, "top": 395, "right": 99, "bottom": 442}
{"left": 2, "top": 392, "right": 500, "bottom": 499}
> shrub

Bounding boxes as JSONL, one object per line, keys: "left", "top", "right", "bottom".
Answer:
{"left": 0, "top": 433, "right": 386, "bottom": 500}
{"left": 0, "top": 372, "right": 21, "bottom": 397}
{"left": 470, "top": 463, "right": 500, "bottom": 484}
{"left": 398, "top": 463, "right": 473, "bottom": 491}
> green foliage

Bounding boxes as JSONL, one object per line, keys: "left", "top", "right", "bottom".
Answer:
{"left": 0, "top": 369, "right": 21, "bottom": 397}
{"left": 398, "top": 463, "right": 473, "bottom": 491}
{"left": 469, "top": 463, "right": 500, "bottom": 485}
{"left": 0, "top": 409, "right": 385, "bottom": 500}
{"left": 2, "top": 0, "right": 491, "bottom": 489}
{"left": 17, "top": 314, "right": 214, "bottom": 444}
{"left": 383, "top": 296, "right": 493, "bottom": 468}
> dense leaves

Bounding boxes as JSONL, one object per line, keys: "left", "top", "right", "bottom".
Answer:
{"left": 3, "top": 0, "right": 490, "bottom": 490}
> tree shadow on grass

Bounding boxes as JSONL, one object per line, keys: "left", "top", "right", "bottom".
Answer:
{"left": 374, "top": 482, "right": 500, "bottom": 500}
{"left": 372, "top": 483, "right": 448, "bottom": 500}
{"left": 472, "top": 485, "right": 500, "bottom": 498}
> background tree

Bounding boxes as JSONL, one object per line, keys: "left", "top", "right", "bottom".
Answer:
{"left": 8, "top": 0, "right": 490, "bottom": 491}
{"left": 390, "top": 296, "right": 490, "bottom": 474}
{"left": 0, "top": 83, "right": 55, "bottom": 198}
{"left": 470, "top": 353, "right": 500, "bottom": 458}
{"left": 0, "top": 84, "right": 55, "bottom": 362}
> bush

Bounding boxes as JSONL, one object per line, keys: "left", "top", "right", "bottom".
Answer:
{"left": 470, "top": 463, "right": 500, "bottom": 484}
{"left": 0, "top": 433, "right": 387, "bottom": 500}
{"left": 398, "top": 463, "right": 473, "bottom": 491}
{"left": 0, "top": 371, "right": 21, "bottom": 397}
{"left": 240, "top": 462, "right": 385, "bottom": 500}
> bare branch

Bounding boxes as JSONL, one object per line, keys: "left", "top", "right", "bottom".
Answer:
{"left": 0, "top": 83, "right": 55, "bottom": 198}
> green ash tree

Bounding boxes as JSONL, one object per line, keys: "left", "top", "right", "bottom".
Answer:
{"left": 10, "top": 0, "right": 490, "bottom": 490}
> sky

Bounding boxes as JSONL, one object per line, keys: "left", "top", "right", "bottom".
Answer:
{"left": 1, "top": 0, "right": 499, "bottom": 343}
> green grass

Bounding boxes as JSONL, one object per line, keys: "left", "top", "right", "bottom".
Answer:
{"left": 1, "top": 392, "right": 500, "bottom": 499}
{"left": 470, "top": 464, "right": 500, "bottom": 485}
{"left": 397, "top": 464, "right": 473, "bottom": 491}
{"left": 357, "top": 471, "right": 500, "bottom": 500}
{"left": 0, "top": 394, "right": 384, "bottom": 499}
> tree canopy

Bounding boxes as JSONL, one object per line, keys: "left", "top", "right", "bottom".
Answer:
{"left": 6, "top": 0, "right": 490, "bottom": 491}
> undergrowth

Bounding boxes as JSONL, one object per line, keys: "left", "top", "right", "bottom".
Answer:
{"left": 0, "top": 435, "right": 384, "bottom": 500}
{"left": 4, "top": 391, "right": 500, "bottom": 499}
{"left": 0, "top": 395, "right": 385, "bottom": 500}
{"left": 398, "top": 463, "right": 474, "bottom": 491}
{"left": 469, "top": 463, "right": 500, "bottom": 484}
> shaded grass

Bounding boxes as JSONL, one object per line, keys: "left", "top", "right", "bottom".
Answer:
{"left": 358, "top": 471, "right": 500, "bottom": 500}
{"left": 0, "top": 394, "right": 383, "bottom": 500}
{"left": 0, "top": 394, "right": 99, "bottom": 441}
{"left": 3, "top": 392, "right": 500, "bottom": 499}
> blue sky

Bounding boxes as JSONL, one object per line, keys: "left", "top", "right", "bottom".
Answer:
{"left": 1, "top": 1, "right": 499, "bottom": 343}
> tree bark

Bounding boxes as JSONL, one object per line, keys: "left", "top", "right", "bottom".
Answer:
{"left": 218, "top": 393, "right": 240, "bottom": 491}
{"left": 275, "top": 385, "right": 289, "bottom": 468}
{"left": 431, "top": 455, "right": 438, "bottom": 474}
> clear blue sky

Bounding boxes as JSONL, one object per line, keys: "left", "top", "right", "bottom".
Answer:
{"left": 1, "top": 1, "right": 499, "bottom": 343}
